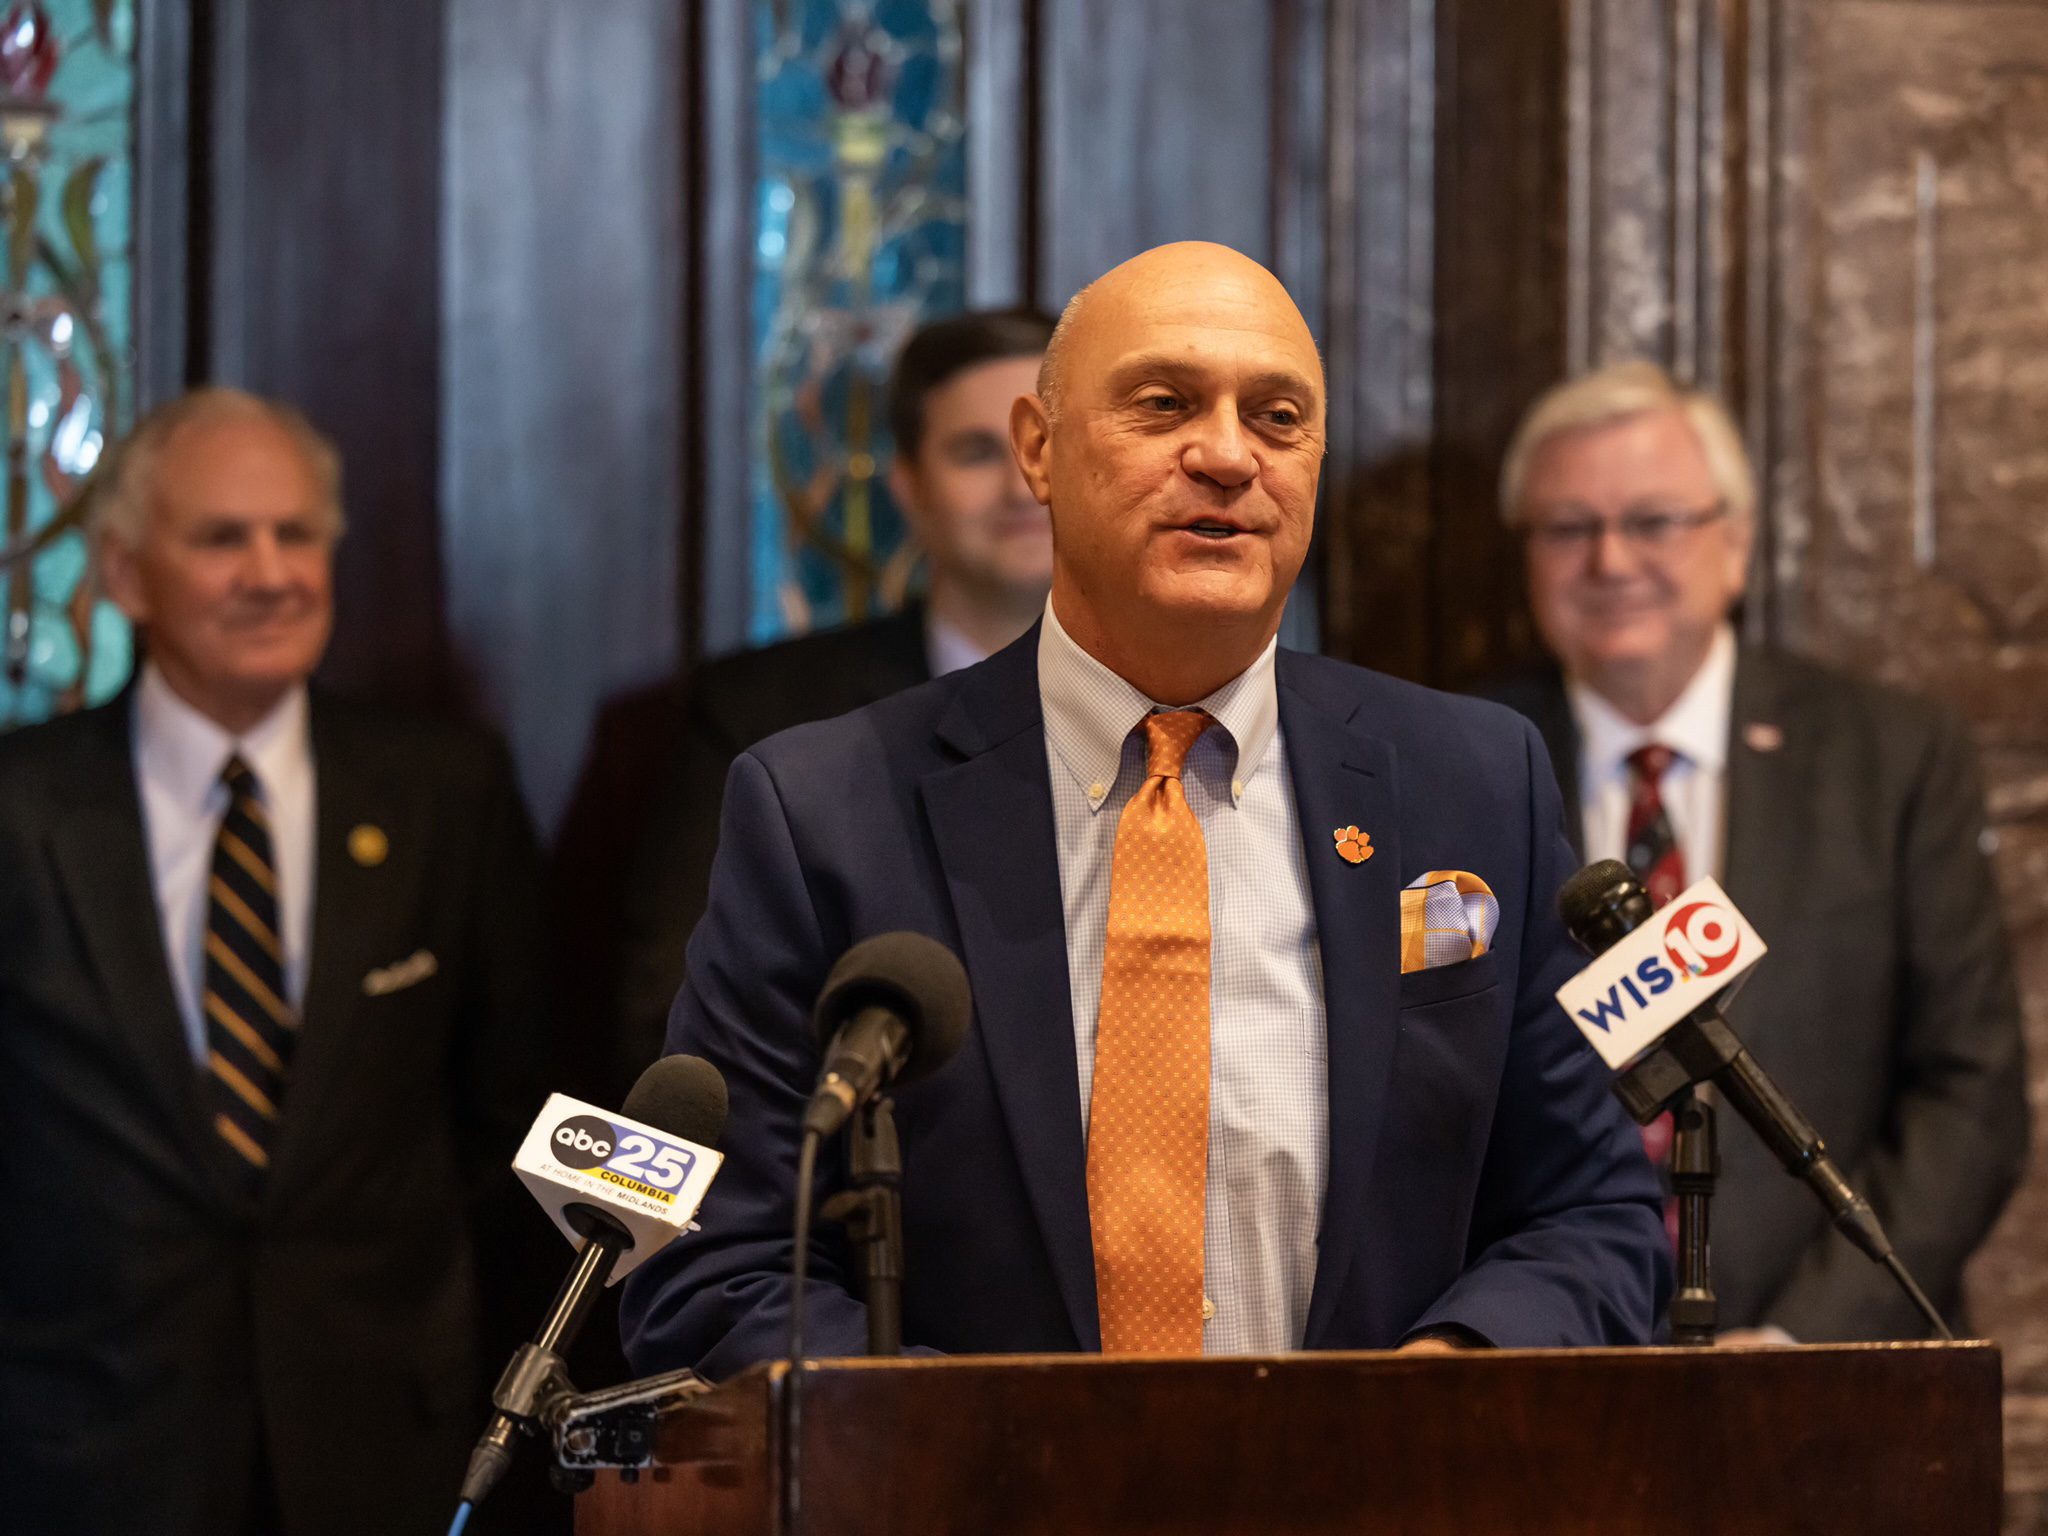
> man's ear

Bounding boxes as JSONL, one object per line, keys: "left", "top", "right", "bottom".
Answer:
{"left": 1010, "top": 394, "right": 1054, "bottom": 506}
{"left": 886, "top": 455, "right": 925, "bottom": 544}
{"left": 95, "top": 532, "right": 149, "bottom": 625}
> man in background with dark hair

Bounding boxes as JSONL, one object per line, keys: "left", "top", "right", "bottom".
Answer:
{"left": 615, "top": 307, "right": 1056, "bottom": 1076}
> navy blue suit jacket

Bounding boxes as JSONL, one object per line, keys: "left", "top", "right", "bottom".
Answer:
{"left": 621, "top": 630, "right": 1668, "bottom": 1377}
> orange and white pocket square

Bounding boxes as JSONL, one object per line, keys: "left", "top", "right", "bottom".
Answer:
{"left": 1399, "top": 871, "right": 1500, "bottom": 975}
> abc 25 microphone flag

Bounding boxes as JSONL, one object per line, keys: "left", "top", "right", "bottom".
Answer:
{"left": 512, "top": 1094, "right": 724, "bottom": 1279}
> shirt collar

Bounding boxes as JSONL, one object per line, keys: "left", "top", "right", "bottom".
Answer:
{"left": 1567, "top": 622, "right": 1736, "bottom": 783}
{"left": 923, "top": 609, "right": 991, "bottom": 679}
{"left": 133, "top": 662, "right": 311, "bottom": 811}
{"left": 1036, "top": 597, "right": 1279, "bottom": 812}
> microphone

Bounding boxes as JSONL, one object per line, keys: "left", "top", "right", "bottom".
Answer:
{"left": 456, "top": 1055, "right": 729, "bottom": 1517}
{"left": 1556, "top": 861, "right": 1948, "bottom": 1334}
{"left": 802, "top": 932, "right": 972, "bottom": 1137}
{"left": 789, "top": 933, "right": 972, "bottom": 1374}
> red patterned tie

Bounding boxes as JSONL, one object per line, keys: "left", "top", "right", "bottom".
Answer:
{"left": 1624, "top": 744, "right": 1686, "bottom": 907}
{"left": 1624, "top": 743, "right": 1685, "bottom": 1245}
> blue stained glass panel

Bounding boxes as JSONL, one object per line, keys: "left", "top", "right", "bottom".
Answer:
{"left": 749, "top": 0, "right": 969, "bottom": 643}
{"left": 0, "top": 0, "right": 136, "bottom": 729}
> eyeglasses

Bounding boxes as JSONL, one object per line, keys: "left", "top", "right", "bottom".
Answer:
{"left": 1521, "top": 500, "right": 1729, "bottom": 554}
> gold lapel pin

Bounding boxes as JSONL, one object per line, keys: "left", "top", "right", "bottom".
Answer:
{"left": 1334, "top": 826, "right": 1373, "bottom": 864}
{"left": 349, "top": 824, "right": 389, "bottom": 868}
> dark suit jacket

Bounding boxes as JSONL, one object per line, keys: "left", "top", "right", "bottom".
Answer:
{"left": 620, "top": 628, "right": 1669, "bottom": 1378}
{"left": 1486, "top": 650, "right": 2028, "bottom": 1339}
{"left": 0, "top": 691, "right": 553, "bottom": 1535}
{"left": 614, "top": 606, "right": 930, "bottom": 1085}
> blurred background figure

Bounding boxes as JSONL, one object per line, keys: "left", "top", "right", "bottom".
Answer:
{"left": 1485, "top": 362, "right": 2027, "bottom": 1343}
{"left": 0, "top": 390, "right": 553, "bottom": 1536}
{"left": 610, "top": 306, "right": 1056, "bottom": 1081}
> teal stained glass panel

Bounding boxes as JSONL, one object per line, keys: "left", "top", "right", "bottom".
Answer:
{"left": 0, "top": 0, "right": 136, "bottom": 729}
{"left": 750, "top": 0, "right": 969, "bottom": 643}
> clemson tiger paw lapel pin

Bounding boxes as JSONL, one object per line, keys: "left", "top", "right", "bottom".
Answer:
{"left": 1334, "top": 826, "right": 1373, "bottom": 864}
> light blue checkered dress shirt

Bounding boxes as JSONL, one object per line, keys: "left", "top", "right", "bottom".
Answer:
{"left": 1038, "top": 603, "right": 1329, "bottom": 1354}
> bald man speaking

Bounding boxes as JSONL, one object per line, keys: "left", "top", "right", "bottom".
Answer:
{"left": 623, "top": 244, "right": 1667, "bottom": 1375}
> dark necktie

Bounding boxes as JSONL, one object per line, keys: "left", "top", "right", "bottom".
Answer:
{"left": 203, "top": 755, "right": 297, "bottom": 1176}
{"left": 1623, "top": 743, "right": 1685, "bottom": 1244}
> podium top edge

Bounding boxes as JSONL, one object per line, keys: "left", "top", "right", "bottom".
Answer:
{"left": 731, "top": 1338, "right": 1997, "bottom": 1383}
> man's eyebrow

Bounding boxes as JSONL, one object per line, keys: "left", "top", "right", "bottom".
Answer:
{"left": 1102, "top": 352, "right": 1321, "bottom": 403}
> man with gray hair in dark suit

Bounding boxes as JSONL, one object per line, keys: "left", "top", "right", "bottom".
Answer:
{"left": 1486, "top": 360, "right": 2027, "bottom": 1343}
{"left": 0, "top": 388, "right": 552, "bottom": 1534}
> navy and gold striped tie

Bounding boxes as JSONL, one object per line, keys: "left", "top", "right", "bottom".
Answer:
{"left": 203, "top": 755, "right": 296, "bottom": 1175}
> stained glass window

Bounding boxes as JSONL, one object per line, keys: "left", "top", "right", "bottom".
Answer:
{"left": 0, "top": 0, "right": 134, "bottom": 729}
{"left": 751, "top": 0, "right": 968, "bottom": 643}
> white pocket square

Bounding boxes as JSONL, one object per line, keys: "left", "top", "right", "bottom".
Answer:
{"left": 362, "top": 949, "right": 438, "bottom": 997}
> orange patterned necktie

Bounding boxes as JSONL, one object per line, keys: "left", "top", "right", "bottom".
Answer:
{"left": 1087, "top": 709, "right": 1214, "bottom": 1354}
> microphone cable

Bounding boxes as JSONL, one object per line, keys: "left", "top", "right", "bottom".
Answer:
{"left": 786, "top": 1125, "right": 823, "bottom": 1525}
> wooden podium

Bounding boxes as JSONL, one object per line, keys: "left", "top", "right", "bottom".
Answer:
{"left": 574, "top": 1343, "right": 2002, "bottom": 1534}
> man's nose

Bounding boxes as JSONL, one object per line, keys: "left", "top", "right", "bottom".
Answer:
{"left": 1183, "top": 406, "right": 1258, "bottom": 489}
{"left": 241, "top": 531, "right": 289, "bottom": 588}
{"left": 1586, "top": 520, "right": 1638, "bottom": 579}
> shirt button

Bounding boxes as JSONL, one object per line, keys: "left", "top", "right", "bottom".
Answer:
{"left": 1201, "top": 1295, "right": 1216, "bottom": 1321}
{"left": 1088, "top": 782, "right": 1106, "bottom": 802}
{"left": 1230, "top": 779, "right": 1244, "bottom": 799}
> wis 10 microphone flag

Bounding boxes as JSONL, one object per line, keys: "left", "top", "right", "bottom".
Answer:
{"left": 1554, "top": 875, "right": 1768, "bottom": 1070}
{"left": 1554, "top": 860, "right": 1951, "bottom": 1337}
{"left": 511, "top": 1087, "right": 725, "bottom": 1282}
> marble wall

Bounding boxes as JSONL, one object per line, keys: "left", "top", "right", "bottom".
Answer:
{"left": 1768, "top": 6, "right": 2048, "bottom": 1525}
{"left": 1409, "top": 2, "right": 2048, "bottom": 1524}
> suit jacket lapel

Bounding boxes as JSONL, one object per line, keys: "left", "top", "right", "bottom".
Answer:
{"left": 919, "top": 632, "right": 1098, "bottom": 1347}
{"left": 1720, "top": 650, "right": 1817, "bottom": 1001}
{"left": 1278, "top": 656, "right": 1405, "bottom": 1345}
{"left": 45, "top": 701, "right": 221, "bottom": 1179}
{"left": 265, "top": 698, "right": 408, "bottom": 1193}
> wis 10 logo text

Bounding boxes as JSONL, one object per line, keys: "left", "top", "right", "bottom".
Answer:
{"left": 1555, "top": 877, "right": 1768, "bottom": 1072}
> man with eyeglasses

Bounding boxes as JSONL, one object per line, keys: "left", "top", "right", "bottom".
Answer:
{"left": 1486, "top": 360, "right": 2026, "bottom": 1345}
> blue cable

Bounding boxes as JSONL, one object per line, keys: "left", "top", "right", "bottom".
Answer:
{"left": 447, "top": 1500, "right": 473, "bottom": 1536}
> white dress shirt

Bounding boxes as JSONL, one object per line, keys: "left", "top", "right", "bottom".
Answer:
{"left": 1569, "top": 624, "right": 1736, "bottom": 884}
{"left": 132, "top": 665, "right": 317, "bottom": 1061}
{"left": 923, "top": 609, "right": 991, "bottom": 679}
{"left": 1038, "top": 602, "right": 1327, "bottom": 1354}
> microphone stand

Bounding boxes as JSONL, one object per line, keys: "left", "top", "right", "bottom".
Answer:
{"left": 460, "top": 1205, "right": 622, "bottom": 1509}
{"left": 819, "top": 1095, "right": 905, "bottom": 1355}
{"left": 1668, "top": 1088, "right": 1718, "bottom": 1347}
